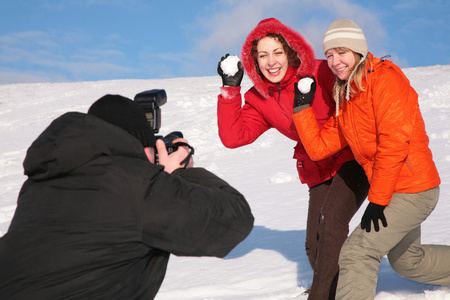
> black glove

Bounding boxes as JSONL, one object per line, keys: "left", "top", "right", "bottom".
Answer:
{"left": 294, "top": 76, "right": 316, "bottom": 109}
{"left": 361, "top": 202, "right": 388, "bottom": 232}
{"left": 217, "top": 53, "right": 244, "bottom": 87}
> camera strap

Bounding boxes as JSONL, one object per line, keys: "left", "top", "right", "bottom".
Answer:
{"left": 173, "top": 142, "right": 195, "bottom": 169}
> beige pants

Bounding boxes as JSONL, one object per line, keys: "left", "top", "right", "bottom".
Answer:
{"left": 336, "top": 187, "right": 450, "bottom": 299}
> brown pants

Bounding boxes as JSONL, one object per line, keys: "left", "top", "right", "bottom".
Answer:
{"left": 306, "top": 160, "right": 369, "bottom": 300}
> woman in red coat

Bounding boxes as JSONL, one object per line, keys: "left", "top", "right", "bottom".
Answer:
{"left": 217, "top": 18, "right": 369, "bottom": 299}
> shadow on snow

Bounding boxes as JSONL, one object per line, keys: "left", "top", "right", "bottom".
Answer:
{"left": 225, "top": 225, "right": 440, "bottom": 295}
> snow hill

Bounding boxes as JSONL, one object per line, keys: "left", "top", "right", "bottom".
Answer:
{"left": 1, "top": 64, "right": 450, "bottom": 299}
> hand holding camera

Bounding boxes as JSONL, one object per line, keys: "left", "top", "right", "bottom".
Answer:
{"left": 134, "top": 89, "right": 195, "bottom": 172}
{"left": 156, "top": 136, "right": 194, "bottom": 173}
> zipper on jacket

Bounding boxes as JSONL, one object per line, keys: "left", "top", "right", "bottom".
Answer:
{"left": 405, "top": 159, "right": 414, "bottom": 174}
{"left": 274, "top": 83, "right": 292, "bottom": 120}
{"left": 380, "top": 55, "right": 391, "bottom": 63}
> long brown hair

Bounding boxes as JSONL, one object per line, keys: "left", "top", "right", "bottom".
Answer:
{"left": 251, "top": 33, "right": 301, "bottom": 78}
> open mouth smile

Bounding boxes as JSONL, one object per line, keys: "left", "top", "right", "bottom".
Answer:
{"left": 268, "top": 68, "right": 281, "bottom": 75}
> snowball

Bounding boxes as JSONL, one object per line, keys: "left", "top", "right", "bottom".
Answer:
{"left": 220, "top": 55, "right": 240, "bottom": 76}
{"left": 297, "top": 77, "right": 314, "bottom": 93}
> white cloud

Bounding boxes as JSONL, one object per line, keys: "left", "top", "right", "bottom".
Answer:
{"left": 2, "top": 0, "right": 429, "bottom": 83}
{"left": 43, "top": 0, "right": 148, "bottom": 11}
{"left": 0, "top": 31, "right": 60, "bottom": 49}
{"left": 0, "top": 68, "right": 67, "bottom": 84}
{"left": 0, "top": 29, "right": 136, "bottom": 82}
{"left": 185, "top": 0, "right": 390, "bottom": 75}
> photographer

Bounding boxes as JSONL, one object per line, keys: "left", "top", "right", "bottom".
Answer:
{"left": 0, "top": 94, "right": 254, "bottom": 299}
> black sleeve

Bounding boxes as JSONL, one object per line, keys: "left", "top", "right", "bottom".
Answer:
{"left": 141, "top": 167, "right": 254, "bottom": 258}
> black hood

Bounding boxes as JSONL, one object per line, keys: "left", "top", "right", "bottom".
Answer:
{"left": 23, "top": 112, "right": 148, "bottom": 181}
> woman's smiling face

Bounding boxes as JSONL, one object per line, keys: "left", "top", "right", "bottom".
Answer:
{"left": 256, "top": 36, "right": 289, "bottom": 84}
{"left": 325, "top": 48, "right": 357, "bottom": 81}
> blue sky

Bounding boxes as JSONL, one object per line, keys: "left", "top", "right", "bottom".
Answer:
{"left": 0, "top": 0, "right": 449, "bottom": 84}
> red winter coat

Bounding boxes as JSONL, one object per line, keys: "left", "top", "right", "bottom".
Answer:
{"left": 293, "top": 53, "right": 441, "bottom": 204}
{"left": 217, "top": 18, "right": 355, "bottom": 188}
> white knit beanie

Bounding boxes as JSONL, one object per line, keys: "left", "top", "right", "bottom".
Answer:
{"left": 323, "top": 19, "right": 368, "bottom": 114}
{"left": 323, "top": 19, "right": 367, "bottom": 60}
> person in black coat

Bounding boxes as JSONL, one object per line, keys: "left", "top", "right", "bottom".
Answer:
{"left": 0, "top": 94, "right": 254, "bottom": 300}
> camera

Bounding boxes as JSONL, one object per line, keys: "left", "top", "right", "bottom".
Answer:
{"left": 134, "top": 89, "right": 194, "bottom": 164}
{"left": 134, "top": 89, "right": 167, "bottom": 134}
{"left": 133, "top": 89, "right": 179, "bottom": 152}
{"left": 156, "top": 131, "right": 184, "bottom": 154}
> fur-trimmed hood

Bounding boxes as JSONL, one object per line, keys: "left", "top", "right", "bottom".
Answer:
{"left": 241, "top": 18, "right": 316, "bottom": 98}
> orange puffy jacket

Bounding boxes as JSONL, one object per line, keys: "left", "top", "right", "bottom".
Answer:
{"left": 293, "top": 53, "right": 440, "bottom": 205}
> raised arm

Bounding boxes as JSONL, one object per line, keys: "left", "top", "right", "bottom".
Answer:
{"left": 292, "top": 77, "right": 348, "bottom": 160}
{"left": 217, "top": 54, "right": 270, "bottom": 148}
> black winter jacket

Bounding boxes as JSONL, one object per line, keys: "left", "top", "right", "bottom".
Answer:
{"left": 0, "top": 112, "right": 254, "bottom": 299}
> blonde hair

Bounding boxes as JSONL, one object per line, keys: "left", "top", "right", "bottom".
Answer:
{"left": 333, "top": 48, "right": 368, "bottom": 115}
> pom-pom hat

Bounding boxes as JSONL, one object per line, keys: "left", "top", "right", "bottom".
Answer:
{"left": 88, "top": 94, "right": 156, "bottom": 147}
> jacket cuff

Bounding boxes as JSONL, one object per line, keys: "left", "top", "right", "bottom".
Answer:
{"left": 293, "top": 104, "right": 310, "bottom": 114}
{"left": 220, "top": 86, "right": 241, "bottom": 99}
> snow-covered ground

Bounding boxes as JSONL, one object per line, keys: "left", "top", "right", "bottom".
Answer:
{"left": 1, "top": 64, "right": 449, "bottom": 299}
